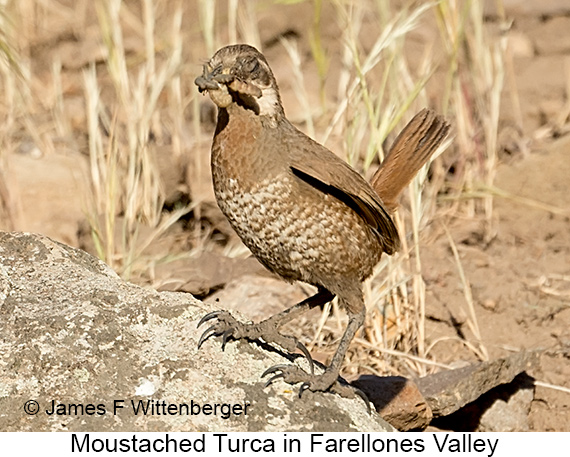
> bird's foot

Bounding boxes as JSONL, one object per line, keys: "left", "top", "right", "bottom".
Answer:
{"left": 261, "top": 364, "right": 370, "bottom": 410}
{"left": 197, "top": 310, "right": 314, "bottom": 374}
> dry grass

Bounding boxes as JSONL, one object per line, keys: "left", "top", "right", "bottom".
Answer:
{"left": 0, "top": 0, "right": 509, "bottom": 378}
{"left": 83, "top": 0, "right": 189, "bottom": 278}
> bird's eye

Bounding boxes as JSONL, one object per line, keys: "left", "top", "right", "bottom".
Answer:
{"left": 242, "top": 57, "right": 260, "bottom": 74}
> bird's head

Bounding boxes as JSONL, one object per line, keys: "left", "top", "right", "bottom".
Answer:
{"left": 195, "top": 44, "right": 283, "bottom": 120}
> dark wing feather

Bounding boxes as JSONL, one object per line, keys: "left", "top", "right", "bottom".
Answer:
{"left": 283, "top": 123, "right": 400, "bottom": 255}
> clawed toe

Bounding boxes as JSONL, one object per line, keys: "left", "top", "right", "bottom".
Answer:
{"left": 196, "top": 310, "right": 239, "bottom": 350}
{"left": 196, "top": 310, "right": 369, "bottom": 409}
{"left": 295, "top": 341, "right": 314, "bottom": 375}
{"left": 261, "top": 364, "right": 297, "bottom": 387}
{"left": 261, "top": 365, "right": 288, "bottom": 388}
{"left": 299, "top": 382, "right": 311, "bottom": 398}
{"left": 261, "top": 364, "right": 309, "bottom": 389}
{"left": 197, "top": 310, "right": 224, "bottom": 328}
{"left": 196, "top": 311, "right": 315, "bottom": 373}
{"left": 197, "top": 324, "right": 218, "bottom": 349}
{"left": 261, "top": 364, "right": 291, "bottom": 378}
{"left": 221, "top": 329, "right": 234, "bottom": 351}
{"left": 261, "top": 363, "right": 371, "bottom": 411}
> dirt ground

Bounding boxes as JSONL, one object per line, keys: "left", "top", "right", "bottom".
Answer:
{"left": 2, "top": 1, "right": 569, "bottom": 431}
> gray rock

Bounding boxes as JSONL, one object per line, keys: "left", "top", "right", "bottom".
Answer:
{"left": 427, "top": 373, "right": 534, "bottom": 432}
{"left": 416, "top": 351, "right": 539, "bottom": 418}
{"left": 478, "top": 374, "right": 534, "bottom": 431}
{"left": 0, "top": 231, "right": 393, "bottom": 432}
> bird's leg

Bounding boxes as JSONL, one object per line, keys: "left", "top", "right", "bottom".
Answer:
{"left": 197, "top": 288, "right": 334, "bottom": 372}
{"left": 263, "top": 293, "right": 368, "bottom": 402}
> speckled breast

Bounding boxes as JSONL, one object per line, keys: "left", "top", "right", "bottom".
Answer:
{"left": 213, "top": 173, "right": 382, "bottom": 287}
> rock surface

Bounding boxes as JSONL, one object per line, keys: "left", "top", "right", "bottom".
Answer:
{"left": 416, "top": 351, "right": 539, "bottom": 417}
{"left": 353, "top": 376, "right": 432, "bottom": 431}
{"left": 0, "top": 231, "right": 393, "bottom": 432}
{"left": 477, "top": 373, "right": 534, "bottom": 432}
{"left": 428, "top": 373, "right": 535, "bottom": 432}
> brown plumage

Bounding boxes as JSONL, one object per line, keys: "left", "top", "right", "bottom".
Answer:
{"left": 195, "top": 44, "right": 450, "bottom": 402}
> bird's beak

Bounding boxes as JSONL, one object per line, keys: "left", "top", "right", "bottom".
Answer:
{"left": 194, "top": 64, "right": 235, "bottom": 93}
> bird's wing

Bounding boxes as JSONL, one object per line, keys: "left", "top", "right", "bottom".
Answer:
{"left": 284, "top": 125, "right": 400, "bottom": 255}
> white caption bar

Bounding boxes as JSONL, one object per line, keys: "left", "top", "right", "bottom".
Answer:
{"left": 1, "top": 432, "right": 564, "bottom": 456}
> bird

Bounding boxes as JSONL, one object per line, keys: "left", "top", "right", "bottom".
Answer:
{"left": 195, "top": 43, "right": 450, "bottom": 401}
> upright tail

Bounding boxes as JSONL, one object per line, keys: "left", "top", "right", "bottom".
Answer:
{"left": 370, "top": 108, "right": 450, "bottom": 212}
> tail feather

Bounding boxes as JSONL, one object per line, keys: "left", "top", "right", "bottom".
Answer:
{"left": 370, "top": 108, "right": 450, "bottom": 212}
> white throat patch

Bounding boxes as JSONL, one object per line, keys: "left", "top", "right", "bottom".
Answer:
{"left": 257, "top": 87, "right": 280, "bottom": 117}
